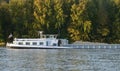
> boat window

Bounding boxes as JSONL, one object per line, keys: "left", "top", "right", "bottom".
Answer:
{"left": 53, "top": 43, "right": 57, "bottom": 46}
{"left": 26, "top": 42, "right": 30, "bottom": 45}
{"left": 33, "top": 42, "right": 37, "bottom": 45}
{"left": 18, "top": 42, "right": 23, "bottom": 45}
{"left": 39, "top": 42, "right": 44, "bottom": 45}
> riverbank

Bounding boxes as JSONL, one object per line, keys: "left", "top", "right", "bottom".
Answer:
{"left": 0, "top": 42, "right": 5, "bottom": 47}
{"left": 72, "top": 41, "right": 107, "bottom": 45}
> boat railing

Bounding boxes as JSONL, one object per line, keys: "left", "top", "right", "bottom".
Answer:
{"left": 40, "top": 34, "right": 58, "bottom": 38}
{"left": 38, "top": 31, "right": 58, "bottom": 38}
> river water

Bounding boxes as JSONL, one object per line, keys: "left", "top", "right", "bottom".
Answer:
{"left": 0, "top": 46, "right": 120, "bottom": 71}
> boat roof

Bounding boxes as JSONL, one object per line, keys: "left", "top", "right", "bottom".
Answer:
{"left": 14, "top": 38, "right": 57, "bottom": 41}
{"left": 14, "top": 31, "right": 59, "bottom": 41}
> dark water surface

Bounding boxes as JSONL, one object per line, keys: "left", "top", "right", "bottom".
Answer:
{"left": 0, "top": 46, "right": 120, "bottom": 71}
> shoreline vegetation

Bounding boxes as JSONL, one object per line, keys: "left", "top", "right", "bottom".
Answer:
{"left": 0, "top": 42, "right": 5, "bottom": 47}
{"left": 0, "top": 0, "right": 120, "bottom": 44}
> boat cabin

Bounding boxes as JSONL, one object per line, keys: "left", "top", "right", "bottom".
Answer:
{"left": 12, "top": 31, "right": 68, "bottom": 46}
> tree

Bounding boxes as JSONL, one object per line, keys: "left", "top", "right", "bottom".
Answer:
{"left": 22, "top": 0, "right": 34, "bottom": 37}
{"left": 111, "top": 0, "right": 120, "bottom": 43}
{"left": 34, "top": 0, "right": 51, "bottom": 33}
{"left": 0, "top": 0, "right": 119, "bottom": 44}
{"left": 86, "top": 0, "right": 113, "bottom": 43}
{"left": 0, "top": 1, "right": 12, "bottom": 42}
{"left": 53, "top": 0, "right": 65, "bottom": 36}
{"left": 34, "top": 0, "right": 66, "bottom": 35}
{"left": 68, "top": 0, "right": 91, "bottom": 42}
{"left": 9, "top": 0, "right": 34, "bottom": 37}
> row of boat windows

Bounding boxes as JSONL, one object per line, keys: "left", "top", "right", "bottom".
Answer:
{"left": 18, "top": 42, "right": 44, "bottom": 45}
{"left": 18, "top": 42, "right": 58, "bottom": 46}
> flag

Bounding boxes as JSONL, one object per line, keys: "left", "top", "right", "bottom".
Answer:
{"left": 8, "top": 33, "right": 13, "bottom": 38}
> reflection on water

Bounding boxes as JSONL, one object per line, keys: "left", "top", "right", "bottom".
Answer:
{"left": 0, "top": 47, "right": 120, "bottom": 71}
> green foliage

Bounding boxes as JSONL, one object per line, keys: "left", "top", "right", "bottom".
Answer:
{"left": 68, "top": 0, "right": 91, "bottom": 42}
{"left": 0, "top": 2, "right": 12, "bottom": 42}
{"left": 54, "top": 0, "right": 64, "bottom": 29}
{"left": 0, "top": 0, "right": 120, "bottom": 43}
{"left": 34, "top": 0, "right": 66, "bottom": 35}
{"left": 34, "top": 0, "right": 52, "bottom": 33}
{"left": 9, "top": 0, "right": 34, "bottom": 37}
{"left": 111, "top": 0, "right": 120, "bottom": 43}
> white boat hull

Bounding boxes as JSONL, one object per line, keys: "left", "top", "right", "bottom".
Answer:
{"left": 6, "top": 43, "right": 71, "bottom": 49}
